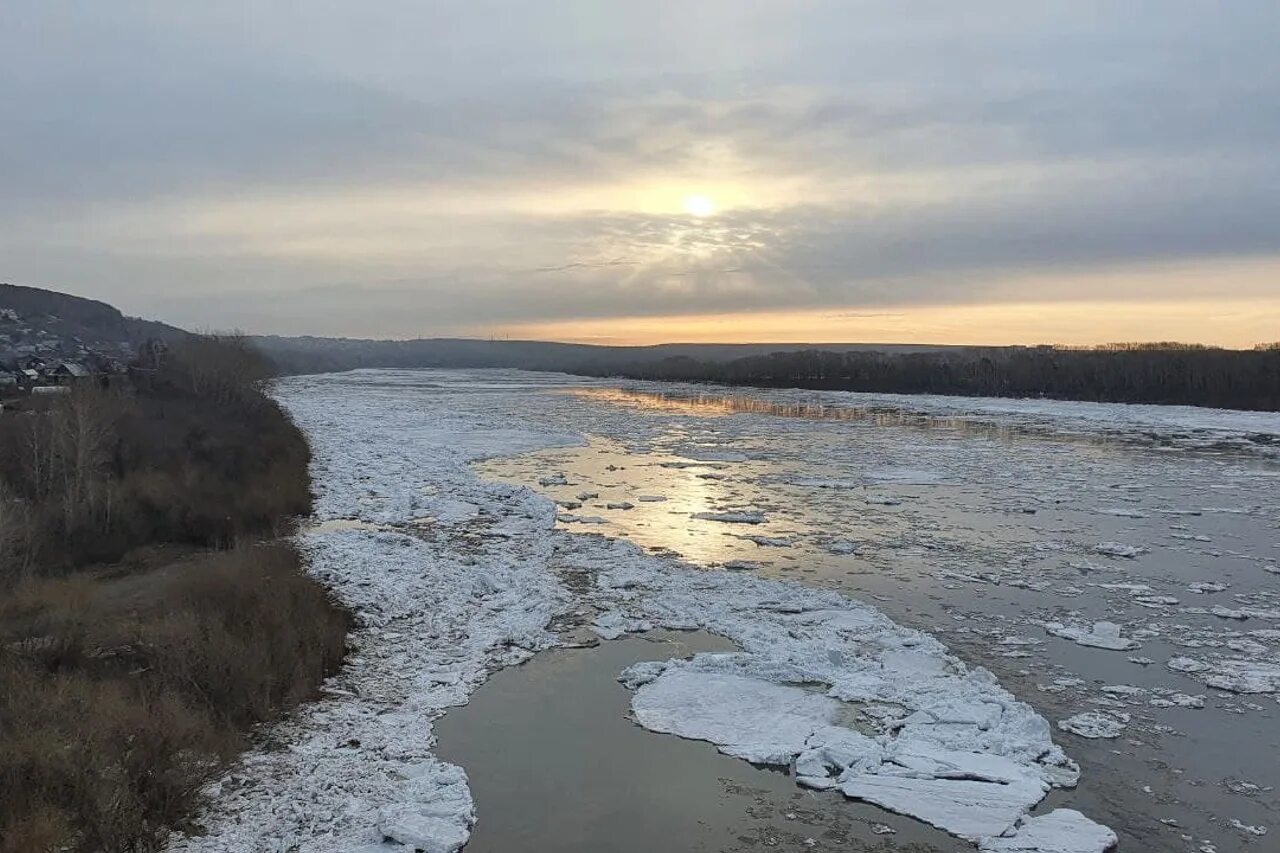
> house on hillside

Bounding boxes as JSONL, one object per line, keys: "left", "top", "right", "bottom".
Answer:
{"left": 50, "top": 361, "right": 91, "bottom": 384}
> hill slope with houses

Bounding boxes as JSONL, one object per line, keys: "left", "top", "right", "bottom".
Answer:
{"left": 0, "top": 283, "right": 188, "bottom": 393}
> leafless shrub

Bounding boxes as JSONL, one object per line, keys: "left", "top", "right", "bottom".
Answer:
{"left": 0, "top": 545, "right": 349, "bottom": 852}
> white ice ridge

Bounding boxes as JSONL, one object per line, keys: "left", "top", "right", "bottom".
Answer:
{"left": 605, "top": 539, "right": 1110, "bottom": 849}
{"left": 166, "top": 370, "right": 1114, "bottom": 853}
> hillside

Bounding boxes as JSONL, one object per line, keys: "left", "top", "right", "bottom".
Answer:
{"left": 0, "top": 283, "right": 188, "bottom": 367}
{"left": 249, "top": 334, "right": 954, "bottom": 376}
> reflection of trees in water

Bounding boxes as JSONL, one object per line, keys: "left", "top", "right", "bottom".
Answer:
{"left": 565, "top": 387, "right": 1027, "bottom": 444}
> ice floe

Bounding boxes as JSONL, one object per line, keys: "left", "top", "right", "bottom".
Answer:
{"left": 1166, "top": 656, "right": 1280, "bottom": 693}
{"left": 1229, "top": 818, "right": 1268, "bottom": 836}
{"left": 1094, "top": 542, "right": 1147, "bottom": 559}
{"left": 1149, "top": 692, "right": 1206, "bottom": 709}
{"left": 1058, "top": 711, "right": 1129, "bottom": 739}
{"left": 1095, "top": 506, "right": 1147, "bottom": 518}
{"left": 692, "top": 510, "right": 766, "bottom": 524}
{"left": 1044, "top": 621, "right": 1141, "bottom": 651}
{"left": 979, "top": 809, "right": 1119, "bottom": 853}
{"left": 733, "top": 533, "right": 793, "bottom": 547}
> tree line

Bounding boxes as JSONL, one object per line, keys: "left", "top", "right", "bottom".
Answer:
{"left": 575, "top": 343, "right": 1280, "bottom": 411}
{"left": 0, "top": 336, "right": 311, "bottom": 575}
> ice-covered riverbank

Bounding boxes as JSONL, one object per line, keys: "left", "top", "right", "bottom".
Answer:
{"left": 169, "top": 370, "right": 1124, "bottom": 853}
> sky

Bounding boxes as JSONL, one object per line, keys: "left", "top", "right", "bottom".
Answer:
{"left": 3, "top": 2, "right": 1279, "bottom": 347}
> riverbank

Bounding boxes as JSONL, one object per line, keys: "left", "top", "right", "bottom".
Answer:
{"left": 0, "top": 338, "right": 349, "bottom": 853}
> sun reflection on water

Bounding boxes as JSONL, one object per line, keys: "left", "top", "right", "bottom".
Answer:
{"left": 560, "top": 387, "right": 1132, "bottom": 450}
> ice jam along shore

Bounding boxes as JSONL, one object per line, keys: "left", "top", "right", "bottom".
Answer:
{"left": 167, "top": 370, "right": 1115, "bottom": 853}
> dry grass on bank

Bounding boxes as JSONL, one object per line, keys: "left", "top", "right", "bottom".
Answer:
{"left": 0, "top": 544, "right": 350, "bottom": 853}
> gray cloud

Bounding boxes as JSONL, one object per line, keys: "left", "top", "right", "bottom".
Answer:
{"left": 2, "top": 2, "right": 1279, "bottom": 337}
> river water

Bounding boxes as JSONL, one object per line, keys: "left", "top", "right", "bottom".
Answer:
{"left": 435, "top": 630, "right": 953, "bottom": 853}
{"left": 457, "top": 380, "right": 1280, "bottom": 853}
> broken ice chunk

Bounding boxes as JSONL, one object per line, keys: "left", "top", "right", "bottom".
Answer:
{"left": 978, "top": 808, "right": 1119, "bottom": 853}
{"left": 1094, "top": 542, "right": 1147, "bottom": 559}
{"left": 558, "top": 514, "right": 606, "bottom": 524}
{"left": 379, "top": 815, "right": 469, "bottom": 853}
{"left": 1229, "top": 818, "right": 1268, "bottom": 836}
{"left": 1204, "top": 660, "right": 1280, "bottom": 694}
{"left": 734, "top": 534, "right": 792, "bottom": 547}
{"left": 630, "top": 669, "right": 840, "bottom": 765}
{"left": 1057, "top": 711, "right": 1128, "bottom": 739}
{"left": 1094, "top": 507, "right": 1147, "bottom": 518}
{"left": 840, "top": 774, "right": 1048, "bottom": 843}
{"left": 1044, "top": 621, "right": 1141, "bottom": 651}
{"left": 1166, "top": 656, "right": 1208, "bottom": 674}
{"left": 1149, "top": 692, "right": 1205, "bottom": 709}
{"left": 794, "top": 725, "right": 882, "bottom": 789}
{"left": 692, "top": 510, "right": 766, "bottom": 524}
{"left": 376, "top": 761, "right": 474, "bottom": 853}
{"left": 591, "top": 610, "right": 652, "bottom": 640}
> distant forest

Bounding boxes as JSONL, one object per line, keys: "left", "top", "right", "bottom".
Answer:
{"left": 574, "top": 343, "right": 1280, "bottom": 412}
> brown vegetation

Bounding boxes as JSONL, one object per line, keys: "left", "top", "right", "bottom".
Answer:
{"left": 0, "top": 335, "right": 311, "bottom": 577}
{"left": 0, "top": 335, "right": 349, "bottom": 852}
{"left": 0, "top": 546, "right": 350, "bottom": 852}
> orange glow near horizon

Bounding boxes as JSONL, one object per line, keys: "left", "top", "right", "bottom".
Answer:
{"left": 479, "top": 297, "right": 1280, "bottom": 350}
{"left": 474, "top": 258, "right": 1280, "bottom": 349}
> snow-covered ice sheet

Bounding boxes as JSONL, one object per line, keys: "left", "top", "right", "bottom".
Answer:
{"left": 167, "top": 369, "right": 1115, "bottom": 853}
{"left": 603, "top": 550, "right": 1100, "bottom": 846}
{"left": 979, "top": 810, "right": 1118, "bottom": 853}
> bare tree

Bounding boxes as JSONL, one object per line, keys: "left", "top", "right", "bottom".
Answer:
{"left": 0, "top": 478, "right": 35, "bottom": 579}
{"left": 49, "top": 389, "right": 121, "bottom": 533}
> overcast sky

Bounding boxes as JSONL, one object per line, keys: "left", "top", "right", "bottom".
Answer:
{"left": 3, "top": 2, "right": 1279, "bottom": 345}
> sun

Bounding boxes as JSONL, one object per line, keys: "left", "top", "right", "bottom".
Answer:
{"left": 682, "top": 194, "right": 716, "bottom": 218}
